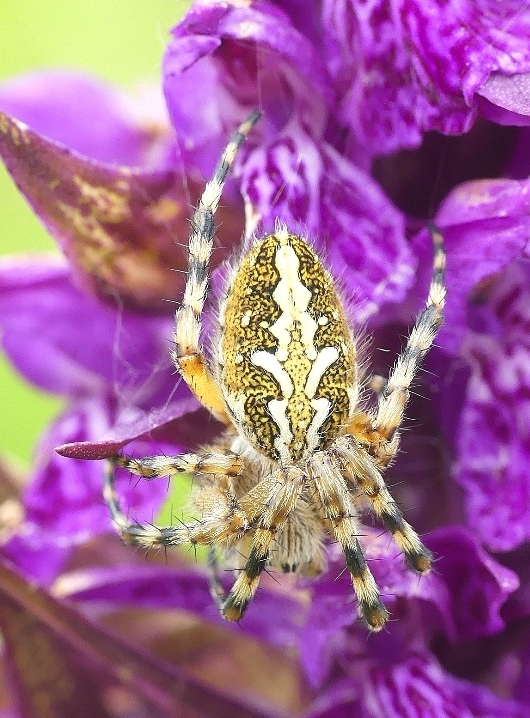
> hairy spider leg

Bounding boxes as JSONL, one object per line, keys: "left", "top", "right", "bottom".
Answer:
{"left": 207, "top": 547, "right": 228, "bottom": 610}
{"left": 344, "top": 227, "right": 446, "bottom": 469}
{"left": 221, "top": 466, "right": 306, "bottom": 621}
{"left": 332, "top": 435, "right": 432, "bottom": 573}
{"left": 308, "top": 452, "right": 389, "bottom": 631}
{"left": 373, "top": 226, "right": 446, "bottom": 445}
{"left": 112, "top": 450, "right": 243, "bottom": 479}
{"left": 173, "top": 111, "right": 262, "bottom": 424}
{"left": 103, "top": 449, "right": 243, "bottom": 547}
{"left": 103, "top": 455, "right": 249, "bottom": 549}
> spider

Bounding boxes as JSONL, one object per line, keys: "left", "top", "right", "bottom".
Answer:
{"left": 104, "top": 111, "right": 446, "bottom": 631}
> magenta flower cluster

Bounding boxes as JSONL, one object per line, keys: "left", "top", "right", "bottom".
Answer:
{"left": 1, "top": 1, "right": 530, "bottom": 716}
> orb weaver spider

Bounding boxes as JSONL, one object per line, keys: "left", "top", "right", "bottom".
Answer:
{"left": 104, "top": 111, "right": 445, "bottom": 631}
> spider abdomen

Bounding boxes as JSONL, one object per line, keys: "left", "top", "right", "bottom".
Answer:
{"left": 219, "top": 230, "right": 357, "bottom": 464}
{"left": 101, "top": 114, "right": 445, "bottom": 631}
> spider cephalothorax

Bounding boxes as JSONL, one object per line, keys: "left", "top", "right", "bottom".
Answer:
{"left": 104, "top": 111, "right": 446, "bottom": 631}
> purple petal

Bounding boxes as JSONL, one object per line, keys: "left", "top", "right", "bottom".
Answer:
{"left": 322, "top": 0, "right": 530, "bottom": 155}
{"left": 321, "top": 144, "right": 414, "bottom": 321}
{"left": 270, "top": 0, "right": 324, "bottom": 55}
{"left": 303, "top": 679, "right": 360, "bottom": 718}
{"left": 305, "top": 627, "right": 530, "bottom": 718}
{"left": 447, "top": 674, "right": 530, "bottom": 718}
{"left": 239, "top": 121, "right": 414, "bottom": 322}
{"left": 411, "top": 179, "right": 530, "bottom": 353}
{"left": 297, "top": 587, "right": 357, "bottom": 688}
{"left": 477, "top": 72, "right": 530, "bottom": 126}
{"left": 428, "top": 526, "right": 519, "bottom": 638}
{"left": 56, "top": 395, "right": 212, "bottom": 460}
{"left": 358, "top": 651, "right": 529, "bottom": 718}
{"left": 2, "top": 534, "right": 71, "bottom": 586}
{"left": 361, "top": 652, "right": 472, "bottom": 718}
{"left": 239, "top": 117, "right": 324, "bottom": 236}
{"left": 0, "top": 254, "right": 173, "bottom": 398}
{"left": 456, "top": 263, "right": 530, "bottom": 551}
{"left": 4, "top": 398, "right": 171, "bottom": 583}
{"left": 0, "top": 111, "right": 244, "bottom": 310}
{"left": 501, "top": 545, "right": 530, "bottom": 621}
{"left": 298, "top": 529, "right": 452, "bottom": 686}
{"left": 307, "top": 656, "right": 530, "bottom": 718}
{"left": 0, "top": 70, "right": 168, "bottom": 166}
{"left": 436, "top": 177, "right": 530, "bottom": 227}
{"left": 163, "top": 0, "right": 328, "bottom": 178}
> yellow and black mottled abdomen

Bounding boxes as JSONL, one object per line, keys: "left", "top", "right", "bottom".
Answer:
{"left": 219, "top": 231, "right": 357, "bottom": 464}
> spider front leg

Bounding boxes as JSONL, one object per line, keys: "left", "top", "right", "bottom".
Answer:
{"left": 332, "top": 435, "right": 432, "bottom": 573}
{"left": 172, "top": 112, "right": 261, "bottom": 424}
{"left": 308, "top": 452, "right": 389, "bottom": 631}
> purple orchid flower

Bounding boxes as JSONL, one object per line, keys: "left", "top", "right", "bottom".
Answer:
{"left": 2, "top": 1, "right": 530, "bottom": 717}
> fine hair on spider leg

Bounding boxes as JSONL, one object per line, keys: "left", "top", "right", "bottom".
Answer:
{"left": 101, "top": 111, "right": 446, "bottom": 632}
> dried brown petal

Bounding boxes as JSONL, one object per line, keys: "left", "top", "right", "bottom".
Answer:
{"left": 0, "top": 111, "right": 244, "bottom": 311}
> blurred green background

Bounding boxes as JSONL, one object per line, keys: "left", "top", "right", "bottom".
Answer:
{"left": 0, "top": 0, "right": 189, "bottom": 467}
